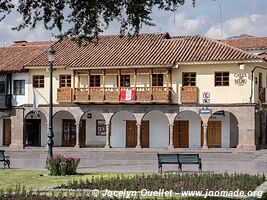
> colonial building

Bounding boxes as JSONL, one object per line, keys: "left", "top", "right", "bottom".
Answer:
{"left": 1, "top": 33, "right": 267, "bottom": 150}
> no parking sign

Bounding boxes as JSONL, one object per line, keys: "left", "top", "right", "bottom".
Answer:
{"left": 202, "top": 91, "right": 211, "bottom": 103}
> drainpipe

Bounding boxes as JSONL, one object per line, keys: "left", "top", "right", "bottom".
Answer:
{"left": 249, "top": 66, "right": 267, "bottom": 103}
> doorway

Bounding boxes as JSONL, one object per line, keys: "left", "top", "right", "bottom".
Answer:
{"left": 173, "top": 120, "right": 189, "bottom": 148}
{"left": 3, "top": 118, "right": 11, "bottom": 146}
{"left": 62, "top": 119, "right": 76, "bottom": 147}
{"left": 25, "top": 119, "right": 41, "bottom": 146}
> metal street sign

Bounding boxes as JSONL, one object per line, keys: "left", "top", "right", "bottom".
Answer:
{"left": 199, "top": 108, "right": 212, "bottom": 115}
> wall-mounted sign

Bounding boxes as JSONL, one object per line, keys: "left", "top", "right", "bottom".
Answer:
{"left": 234, "top": 73, "right": 247, "bottom": 86}
{"left": 96, "top": 119, "right": 106, "bottom": 136}
{"left": 199, "top": 108, "right": 212, "bottom": 115}
{"left": 202, "top": 91, "right": 211, "bottom": 104}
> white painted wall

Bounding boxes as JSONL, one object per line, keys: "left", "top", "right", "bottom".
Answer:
{"left": 110, "top": 111, "right": 135, "bottom": 147}
{"left": 12, "top": 73, "right": 29, "bottom": 106}
{"left": 209, "top": 112, "right": 230, "bottom": 148}
{"left": 81, "top": 111, "right": 106, "bottom": 147}
{"left": 53, "top": 111, "right": 75, "bottom": 146}
{"left": 143, "top": 110, "right": 169, "bottom": 147}
{"left": 25, "top": 112, "right": 47, "bottom": 147}
{"left": 175, "top": 111, "right": 202, "bottom": 148}
{"left": 0, "top": 119, "right": 3, "bottom": 146}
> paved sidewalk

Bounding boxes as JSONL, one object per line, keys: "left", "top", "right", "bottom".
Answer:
{"left": 2, "top": 148, "right": 267, "bottom": 174}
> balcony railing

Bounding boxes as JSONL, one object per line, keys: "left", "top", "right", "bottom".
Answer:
{"left": 0, "top": 94, "right": 11, "bottom": 109}
{"left": 180, "top": 86, "right": 198, "bottom": 103}
{"left": 58, "top": 87, "right": 171, "bottom": 103}
{"left": 57, "top": 88, "right": 72, "bottom": 103}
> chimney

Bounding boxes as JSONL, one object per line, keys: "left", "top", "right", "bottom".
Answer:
{"left": 14, "top": 40, "right": 28, "bottom": 46}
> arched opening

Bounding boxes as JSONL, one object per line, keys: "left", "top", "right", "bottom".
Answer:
{"left": 110, "top": 111, "right": 136, "bottom": 148}
{"left": 142, "top": 110, "right": 169, "bottom": 148}
{"left": 206, "top": 110, "right": 239, "bottom": 148}
{"left": 24, "top": 111, "right": 47, "bottom": 147}
{"left": 80, "top": 110, "right": 106, "bottom": 147}
{"left": 174, "top": 111, "right": 202, "bottom": 148}
{"left": 53, "top": 110, "right": 76, "bottom": 147}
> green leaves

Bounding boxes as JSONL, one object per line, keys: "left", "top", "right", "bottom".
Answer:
{"left": 0, "top": 0, "right": 195, "bottom": 40}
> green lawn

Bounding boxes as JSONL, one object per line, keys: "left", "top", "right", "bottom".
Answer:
{"left": 0, "top": 170, "right": 135, "bottom": 190}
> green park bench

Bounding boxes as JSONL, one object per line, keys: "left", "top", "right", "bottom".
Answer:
{"left": 0, "top": 150, "right": 10, "bottom": 169}
{"left": 157, "top": 153, "right": 202, "bottom": 173}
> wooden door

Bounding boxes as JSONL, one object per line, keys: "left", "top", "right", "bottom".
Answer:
{"left": 126, "top": 120, "right": 137, "bottom": 147}
{"left": 173, "top": 121, "right": 189, "bottom": 148}
{"left": 141, "top": 120, "right": 149, "bottom": 148}
{"left": 62, "top": 119, "right": 76, "bottom": 147}
{"left": 79, "top": 119, "right": 86, "bottom": 147}
{"left": 3, "top": 118, "right": 11, "bottom": 146}
{"left": 207, "top": 121, "right": 221, "bottom": 147}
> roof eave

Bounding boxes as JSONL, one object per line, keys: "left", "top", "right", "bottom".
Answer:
{"left": 175, "top": 59, "right": 264, "bottom": 65}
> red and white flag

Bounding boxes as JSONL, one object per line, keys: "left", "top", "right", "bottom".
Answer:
{"left": 121, "top": 89, "right": 136, "bottom": 101}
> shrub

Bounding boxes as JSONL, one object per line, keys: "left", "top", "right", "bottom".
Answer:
{"left": 48, "top": 155, "right": 80, "bottom": 176}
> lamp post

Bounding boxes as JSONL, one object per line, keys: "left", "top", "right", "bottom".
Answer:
{"left": 47, "top": 47, "right": 55, "bottom": 163}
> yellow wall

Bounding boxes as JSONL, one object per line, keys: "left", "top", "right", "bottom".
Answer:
{"left": 27, "top": 63, "right": 266, "bottom": 105}
{"left": 28, "top": 68, "right": 74, "bottom": 104}
{"left": 171, "top": 63, "right": 263, "bottom": 104}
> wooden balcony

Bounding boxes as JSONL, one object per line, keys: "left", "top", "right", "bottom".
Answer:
{"left": 57, "top": 88, "right": 72, "bottom": 103}
{"left": 180, "top": 86, "right": 198, "bottom": 103}
{"left": 58, "top": 87, "right": 171, "bottom": 104}
{"left": 0, "top": 94, "right": 11, "bottom": 109}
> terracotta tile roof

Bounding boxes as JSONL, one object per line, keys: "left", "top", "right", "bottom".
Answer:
{"left": 11, "top": 41, "right": 54, "bottom": 47}
{"left": 0, "top": 41, "right": 54, "bottom": 72}
{"left": 259, "top": 52, "right": 267, "bottom": 60}
{"left": 26, "top": 33, "right": 261, "bottom": 68}
{"left": 220, "top": 37, "right": 267, "bottom": 51}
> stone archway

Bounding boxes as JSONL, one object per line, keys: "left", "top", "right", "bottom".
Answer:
{"left": 110, "top": 110, "right": 137, "bottom": 148}
{"left": 24, "top": 111, "right": 47, "bottom": 147}
{"left": 206, "top": 110, "right": 239, "bottom": 148}
{"left": 79, "top": 110, "right": 106, "bottom": 147}
{"left": 53, "top": 110, "right": 76, "bottom": 147}
{"left": 142, "top": 110, "right": 169, "bottom": 148}
{"left": 174, "top": 110, "right": 202, "bottom": 148}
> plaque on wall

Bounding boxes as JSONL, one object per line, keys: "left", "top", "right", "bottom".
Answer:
{"left": 96, "top": 119, "right": 106, "bottom": 136}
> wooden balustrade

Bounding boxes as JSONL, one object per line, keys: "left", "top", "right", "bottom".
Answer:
{"left": 57, "top": 88, "right": 72, "bottom": 103}
{"left": 58, "top": 86, "right": 171, "bottom": 103}
{"left": 74, "top": 88, "right": 88, "bottom": 102}
{"left": 180, "top": 86, "right": 198, "bottom": 103}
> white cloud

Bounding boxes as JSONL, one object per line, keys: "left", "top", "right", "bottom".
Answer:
{"left": 206, "top": 13, "right": 267, "bottom": 39}
{"left": 0, "top": 15, "right": 52, "bottom": 45}
{"left": 165, "top": 12, "right": 208, "bottom": 35}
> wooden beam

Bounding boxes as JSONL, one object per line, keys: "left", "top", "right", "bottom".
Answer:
{"left": 118, "top": 69, "right": 121, "bottom": 100}
{"left": 103, "top": 69, "right": 105, "bottom": 101}
{"left": 149, "top": 68, "right": 152, "bottom": 100}
{"left": 134, "top": 68, "right": 137, "bottom": 90}
{"left": 88, "top": 70, "right": 90, "bottom": 101}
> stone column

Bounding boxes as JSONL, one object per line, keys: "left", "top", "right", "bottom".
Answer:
{"left": 136, "top": 123, "right": 141, "bottom": 149}
{"left": 168, "top": 123, "right": 174, "bottom": 149}
{"left": 105, "top": 123, "right": 111, "bottom": 148}
{"left": 75, "top": 122, "right": 80, "bottom": 148}
{"left": 202, "top": 124, "right": 208, "bottom": 149}
{"left": 10, "top": 108, "right": 24, "bottom": 149}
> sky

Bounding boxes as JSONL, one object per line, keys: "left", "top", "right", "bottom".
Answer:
{"left": 0, "top": 0, "right": 267, "bottom": 45}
